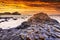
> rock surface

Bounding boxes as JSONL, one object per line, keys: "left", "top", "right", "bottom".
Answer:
{"left": 0, "top": 12, "right": 60, "bottom": 40}
{"left": 28, "top": 12, "right": 59, "bottom": 24}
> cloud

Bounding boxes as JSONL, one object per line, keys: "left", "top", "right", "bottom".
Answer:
{"left": 26, "top": 3, "right": 59, "bottom": 7}
{"left": 40, "top": 0, "right": 60, "bottom": 2}
{"left": 26, "top": 4, "right": 43, "bottom": 7}
{"left": 13, "top": 0, "right": 60, "bottom": 2}
{"left": 25, "top": 0, "right": 60, "bottom": 2}
{"left": 55, "top": 5, "right": 60, "bottom": 11}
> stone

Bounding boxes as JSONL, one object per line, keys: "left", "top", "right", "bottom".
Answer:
{"left": 28, "top": 12, "right": 51, "bottom": 23}
{"left": 15, "top": 21, "right": 30, "bottom": 29}
{"left": 0, "top": 12, "right": 60, "bottom": 40}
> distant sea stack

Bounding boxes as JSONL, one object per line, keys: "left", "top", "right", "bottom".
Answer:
{"left": 0, "top": 12, "right": 21, "bottom": 15}
{"left": 12, "top": 12, "right": 21, "bottom": 15}
{"left": 0, "top": 12, "right": 60, "bottom": 40}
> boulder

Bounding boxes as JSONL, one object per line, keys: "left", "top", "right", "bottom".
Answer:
{"left": 28, "top": 12, "right": 59, "bottom": 24}
{"left": 15, "top": 21, "right": 30, "bottom": 29}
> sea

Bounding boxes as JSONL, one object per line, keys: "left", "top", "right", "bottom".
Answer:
{"left": 0, "top": 15, "right": 60, "bottom": 29}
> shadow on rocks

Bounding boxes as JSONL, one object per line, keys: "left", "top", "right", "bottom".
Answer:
{"left": 15, "top": 21, "right": 31, "bottom": 29}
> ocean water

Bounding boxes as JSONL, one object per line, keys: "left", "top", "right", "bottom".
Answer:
{"left": 50, "top": 16, "right": 60, "bottom": 23}
{"left": 0, "top": 15, "right": 60, "bottom": 29}
{"left": 0, "top": 15, "right": 31, "bottom": 29}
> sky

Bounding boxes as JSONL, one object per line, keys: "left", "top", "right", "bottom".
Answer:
{"left": 0, "top": 0, "right": 60, "bottom": 15}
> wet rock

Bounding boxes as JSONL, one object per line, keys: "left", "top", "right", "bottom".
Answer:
{"left": 13, "top": 18, "right": 17, "bottom": 20}
{"left": 10, "top": 35, "right": 22, "bottom": 40}
{"left": 0, "top": 28, "right": 2, "bottom": 31}
{"left": 1, "top": 20, "right": 5, "bottom": 22}
{"left": 5, "top": 19, "right": 8, "bottom": 21}
{"left": 28, "top": 12, "right": 51, "bottom": 23}
{"left": 51, "top": 19, "right": 59, "bottom": 24}
{"left": 15, "top": 21, "right": 30, "bottom": 29}
{"left": 28, "top": 12, "right": 59, "bottom": 25}
{"left": 0, "top": 12, "right": 60, "bottom": 40}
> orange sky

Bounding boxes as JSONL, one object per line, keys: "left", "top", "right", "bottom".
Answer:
{"left": 0, "top": 0, "right": 60, "bottom": 15}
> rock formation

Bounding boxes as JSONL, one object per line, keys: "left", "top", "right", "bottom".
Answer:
{"left": 0, "top": 12, "right": 60, "bottom": 40}
{"left": 0, "top": 12, "right": 21, "bottom": 15}
{"left": 12, "top": 12, "right": 21, "bottom": 15}
{"left": 28, "top": 12, "right": 59, "bottom": 24}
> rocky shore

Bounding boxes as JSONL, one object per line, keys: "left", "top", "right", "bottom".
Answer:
{"left": 0, "top": 12, "right": 60, "bottom": 40}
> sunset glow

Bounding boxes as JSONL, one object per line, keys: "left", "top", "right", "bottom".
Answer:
{"left": 0, "top": 0, "right": 60, "bottom": 15}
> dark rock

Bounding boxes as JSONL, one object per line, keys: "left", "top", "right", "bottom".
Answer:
{"left": 12, "top": 12, "right": 21, "bottom": 15}
{"left": 5, "top": 19, "right": 8, "bottom": 21}
{"left": 0, "top": 28, "right": 2, "bottom": 31}
{"left": 50, "top": 19, "right": 59, "bottom": 24}
{"left": 0, "top": 12, "right": 11, "bottom": 15}
{"left": 0, "top": 12, "right": 60, "bottom": 40}
{"left": 0, "top": 12, "right": 21, "bottom": 15}
{"left": 13, "top": 18, "right": 17, "bottom": 20}
{"left": 28, "top": 12, "right": 59, "bottom": 25}
{"left": 15, "top": 21, "right": 30, "bottom": 29}
{"left": 1, "top": 20, "right": 5, "bottom": 22}
{"left": 10, "top": 36, "right": 22, "bottom": 40}
{"left": 28, "top": 12, "right": 51, "bottom": 23}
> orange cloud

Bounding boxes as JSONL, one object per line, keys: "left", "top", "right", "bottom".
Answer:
{"left": 0, "top": 0, "right": 60, "bottom": 15}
